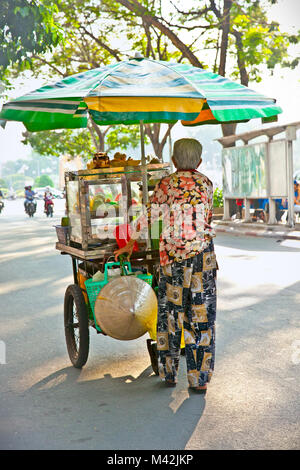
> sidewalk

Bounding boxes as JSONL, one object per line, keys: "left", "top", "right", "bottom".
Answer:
{"left": 213, "top": 218, "right": 300, "bottom": 241}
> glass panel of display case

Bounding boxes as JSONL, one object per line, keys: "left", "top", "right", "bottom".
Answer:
{"left": 66, "top": 180, "right": 82, "bottom": 241}
{"left": 129, "top": 181, "right": 143, "bottom": 222}
{"left": 88, "top": 182, "right": 124, "bottom": 240}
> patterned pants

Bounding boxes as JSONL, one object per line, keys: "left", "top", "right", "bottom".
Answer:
{"left": 156, "top": 242, "right": 217, "bottom": 387}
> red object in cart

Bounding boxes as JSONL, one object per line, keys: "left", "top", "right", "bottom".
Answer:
{"left": 114, "top": 224, "right": 139, "bottom": 251}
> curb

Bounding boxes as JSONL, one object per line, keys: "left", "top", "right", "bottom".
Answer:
{"left": 214, "top": 225, "right": 300, "bottom": 241}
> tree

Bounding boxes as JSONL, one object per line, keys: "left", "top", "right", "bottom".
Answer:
{"left": 22, "top": 124, "right": 146, "bottom": 160}
{"left": 6, "top": 0, "right": 298, "bottom": 149}
{"left": 0, "top": 178, "right": 8, "bottom": 189}
{"left": 34, "top": 174, "right": 54, "bottom": 187}
{"left": 15, "top": 0, "right": 150, "bottom": 159}
{"left": 0, "top": 0, "right": 63, "bottom": 87}
{"left": 3, "top": 173, "right": 33, "bottom": 191}
{"left": 108, "top": 0, "right": 299, "bottom": 138}
{"left": 22, "top": 128, "right": 96, "bottom": 160}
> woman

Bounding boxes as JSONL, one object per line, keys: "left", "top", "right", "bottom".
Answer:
{"left": 115, "top": 138, "right": 217, "bottom": 393}
{"left": 294, "top": 180, "right": 300, "bottom": 214}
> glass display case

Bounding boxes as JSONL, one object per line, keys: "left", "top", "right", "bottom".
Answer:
{"left": 65, "top": 163, "right": 170, "bottom": 251}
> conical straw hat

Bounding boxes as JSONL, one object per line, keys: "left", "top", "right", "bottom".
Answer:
{"left": 94, "top": 276, "right": 157, "bottom": 340}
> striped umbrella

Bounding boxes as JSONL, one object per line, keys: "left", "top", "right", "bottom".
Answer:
{"left": 0, "top": 57, "right": 282, "bottom": 131}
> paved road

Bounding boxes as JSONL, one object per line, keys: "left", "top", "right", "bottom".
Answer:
{"left": 0, "top": 199, "right": 299, "bottom": 450}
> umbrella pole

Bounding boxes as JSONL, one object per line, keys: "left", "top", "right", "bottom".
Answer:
{"left": 140, "top": 120, "right": 151, "bottom": 250}
{"left": 140, "top": 120, "right": 148, "bottom": 204}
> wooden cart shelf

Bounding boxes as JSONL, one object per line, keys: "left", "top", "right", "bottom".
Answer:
{"left": 56, "top": 242, "right": 160, "bottom": 264}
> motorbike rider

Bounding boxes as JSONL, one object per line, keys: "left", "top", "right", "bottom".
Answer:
{"left": 24, "top": 186, "right": 36, "bottom": 212}
{"left": 44, "top": 186, "right": 54, "bottom": 213}
{"left": 0, "top": 189, "right": 4, "bottom": 212}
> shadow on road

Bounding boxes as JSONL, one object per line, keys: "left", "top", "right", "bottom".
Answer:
{"left": 1, "top": 365, "right": 206, "bottom": 450}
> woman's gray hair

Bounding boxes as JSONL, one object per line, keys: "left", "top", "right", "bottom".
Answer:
{"left": 172, "top": 138, "right": 202, "bottom": 170}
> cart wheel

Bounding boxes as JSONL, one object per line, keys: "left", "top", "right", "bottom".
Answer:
{"left": 147, "top": 339, "right": 159, "bottom": 375}
{"left": 64, "top": 284, "right": 89, "bottom": 368}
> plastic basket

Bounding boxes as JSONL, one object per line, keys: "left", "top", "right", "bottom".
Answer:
{"left": 136, "top": 273, "right": 153, "bottom": 286}
{"left": 55, "top": 225, "right": 69, "bottom": 244}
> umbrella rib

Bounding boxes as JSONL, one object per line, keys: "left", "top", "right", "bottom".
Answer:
{"left": 141, "top": 58, "right": 206, "bottom": 99}
{"left": 87, "top": 60, "right": 131, "bottom": 98}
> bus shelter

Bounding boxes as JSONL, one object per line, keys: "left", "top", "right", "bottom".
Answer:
{"left": 217, "top": 121, "right": 300, "bottom": 227}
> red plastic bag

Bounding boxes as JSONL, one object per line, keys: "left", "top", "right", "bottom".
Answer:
{"left": 114, "top": 224, "right": 138, "bottom": 251}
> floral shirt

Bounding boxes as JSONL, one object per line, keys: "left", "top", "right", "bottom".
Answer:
{"left": 131, "top": 170, "right": 215, "bottom": 266}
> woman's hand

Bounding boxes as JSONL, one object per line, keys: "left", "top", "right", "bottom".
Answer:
{"left": 114, "top": 239, "right": 136, "bottom": 261}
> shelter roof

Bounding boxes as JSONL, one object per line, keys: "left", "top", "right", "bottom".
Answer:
{"left": 216, "top": 121, "right": 300, "bottom": 147}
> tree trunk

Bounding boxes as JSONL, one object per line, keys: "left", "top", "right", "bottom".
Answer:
{"left": 232, "top": 30, "right": 249, "bottom": 86}
{"left": 218, "top": 0, "right": 232, "bottom": 77}
{"left": 221, "top": 122, "right": 237, "bottom": 147}
{"left": 88, "top": 120, "right": 110, "bottom": 152}
{"left": 218, "top": 0, "right": 236, "bottom": 141}
{"left": 144, "top": 123, "right": 175, "bottom": 161}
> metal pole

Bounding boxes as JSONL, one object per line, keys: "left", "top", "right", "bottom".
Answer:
{"left": 244, "top": 198, "right": 251, "bottom": 222}
{"left": 266, "top": 141, "right": 275, "bottom": 225}
{"left": 169, "top": 132, "right": 174, "bottom": 172}
{"left": 286, "top": 139, "right": 295, "bottom": 228}
{"left": 140, "top": 120, "right": 150, "bottom": 250}
{"left": 285, "top": 125, "right": 297, "bottom": 227}
{"left": 140, "top": 120, "right": 148, "bottom": 205}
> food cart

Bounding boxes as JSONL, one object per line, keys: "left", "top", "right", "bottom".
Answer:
{"left": 0, "top": 55, "right": 283, "bottom": 377}
{"left": 55, "top": 160, "right": 170, "bottom": 373}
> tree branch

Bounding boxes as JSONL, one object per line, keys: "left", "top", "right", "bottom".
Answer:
{"left": 79, "top": 25, "right": 122, "bottom": 61}
{"left": 31, "top": 55, "right": 66, "bottom": 77}
{"left": 143, "top": 19, "right": 156, "bottom": 58}
{"left": 231, "top": 29, "right": 249, "bottom": 86}
{"left": 115, "top": 0, "right": 205, "bottom": 68}
{"left": 87, "top": 121, "right": 100, "bottom": 150}
{"left": 218, "top": 0, "right": 232, "bottom": 76}
{"left": 169, "top": 1, "right": 212, "bottom": 18}
{"left": 160, "top": 123, "right": 175, "bottom": 151}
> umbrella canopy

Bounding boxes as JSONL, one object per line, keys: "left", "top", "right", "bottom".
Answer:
{"left": 0, "top": 57, "right": 282, "bottom": 132}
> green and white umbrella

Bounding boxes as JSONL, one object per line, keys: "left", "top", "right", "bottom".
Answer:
{"left": 0, "top": 57, "right": 282, "bottom": 132}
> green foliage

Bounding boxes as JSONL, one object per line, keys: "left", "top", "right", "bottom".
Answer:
{"left": 229, "top": 1, "right": 299, "bottom": 82}
{"left": 1, "top": 152, "right": 58, "bottom": 179}
{"left": 34, "top": 174, "right": 54, "bottom": 187}
{"left": 3, "top": 0, "right": 299, "bottom": 154}
{"left": 22, "top": 128, "right": 96, "bottom": 160}
{"left": 106, "top": 125, "right": 148, "bottom": 153}
{"left": 0, "top": 0, "right": 63, "bottom": 84}
{"left": 3, "top": 173, "right": 34, "bottom": 191}
{"left": 213, "top": 187, "right": 223, "bottom": 207}
{"left": 23, "top": 125, "right": 148, "bottom": 161}
{"left": 0, "top": 178, "right": 8, "bottom": 189}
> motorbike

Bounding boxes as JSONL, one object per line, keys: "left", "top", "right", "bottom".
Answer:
{"left": 45, "top": 198, "right": 54, "bottom": 217}
{"left": 25, "top": 197, "right": 37, "bottom": 217}
{"left": 0, "top": 200, "right": 4, "bottom": 214}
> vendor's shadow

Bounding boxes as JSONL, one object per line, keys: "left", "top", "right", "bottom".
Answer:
{"left": 27, "top": 363, "right": 206, "bottom": 450}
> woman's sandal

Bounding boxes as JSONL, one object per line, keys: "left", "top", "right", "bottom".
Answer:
{"left": 189, "top": 385, "right": 207, "bottom": 393}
